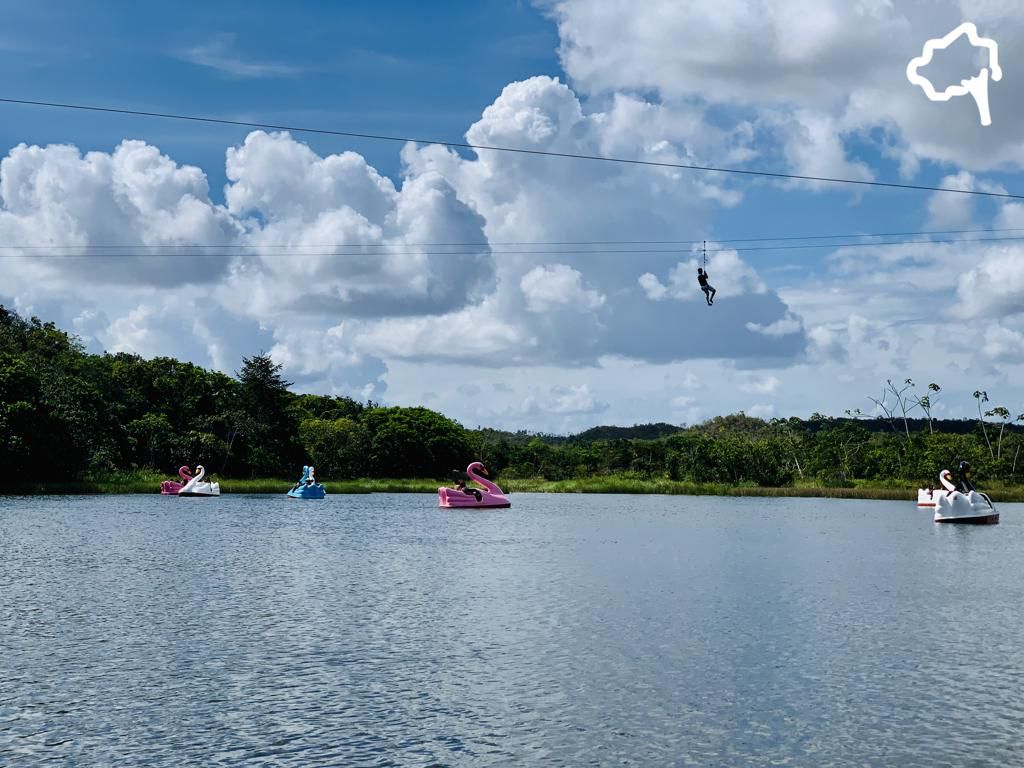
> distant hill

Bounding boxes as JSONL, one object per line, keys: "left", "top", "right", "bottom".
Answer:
{"left": 817, "top": 417, "right": 1023, "bottom": 435}
{"left": 470, "top": 417, "right": 1022, "bottom": 446}
{"left": 569, "top": 423, "right": 684, "bottom": 442}
{"left": 468, "top": 422, "right": 685, "bottom": 445}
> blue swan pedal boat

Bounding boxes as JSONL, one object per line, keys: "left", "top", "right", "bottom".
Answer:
{"left": 287, "top": 465, "right": 326, "bottom": 499}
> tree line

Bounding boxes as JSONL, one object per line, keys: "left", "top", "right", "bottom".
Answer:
{"left": 1, "top": 307, "right": 1021, "bottom": 487}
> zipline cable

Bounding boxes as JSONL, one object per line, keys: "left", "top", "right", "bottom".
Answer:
{"left": 5, "top": 234, "right": 1024, "bottom": 258}
{"left": 3, "top": 227, "right": 1024, "bottom": 251}
{"left": 2, "top": 96, "right": 1023, "bottom": 200}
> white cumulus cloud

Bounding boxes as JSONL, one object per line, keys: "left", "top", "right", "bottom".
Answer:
{"left": 520, "top": 263, "right": 605, "bottom": 312}
{"left": 523, "top": 384, "right": 609, "bottom": 415}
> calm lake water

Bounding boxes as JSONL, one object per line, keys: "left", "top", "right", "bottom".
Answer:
{"left": 1, "top": 493, "right": 1022, "bottom": 766}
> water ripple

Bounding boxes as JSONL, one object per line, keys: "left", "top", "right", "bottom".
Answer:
{"left": 1, "top": 494, "right": 1022, "bottom": 765}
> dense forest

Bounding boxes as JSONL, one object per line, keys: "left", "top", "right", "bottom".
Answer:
{"left": 2, "top": 306, "right": 1022, "bottom": 488}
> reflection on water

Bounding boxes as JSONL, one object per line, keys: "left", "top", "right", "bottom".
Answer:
{"left": 1, "top": 494, "right": 1022, "bottom": 766}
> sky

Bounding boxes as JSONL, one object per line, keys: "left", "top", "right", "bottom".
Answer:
{"left": 2, "top": 0, "right": 1024, "bottom": 433}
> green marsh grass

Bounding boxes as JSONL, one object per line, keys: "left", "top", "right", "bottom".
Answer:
{"left": 5, "top": 472, "right": 1024, "bottom": 502}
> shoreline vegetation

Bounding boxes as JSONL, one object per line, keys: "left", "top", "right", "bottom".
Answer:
{"left": 4, "top": 308, "right": 1023, "bottom": 502}
{"left": 5, "top": 473, "right": 1024, "bottom": 502}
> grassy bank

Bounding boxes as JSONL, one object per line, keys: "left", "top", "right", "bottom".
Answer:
{"left": 506, "top": 477, "right": 1024, "bottom": 501}
{"left": 4, "top": 472, "right": 1024, "bottom": 501}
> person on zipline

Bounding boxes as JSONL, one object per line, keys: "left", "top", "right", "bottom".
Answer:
{"left": 697, "top": 268, "right": 716, "bottom": 305}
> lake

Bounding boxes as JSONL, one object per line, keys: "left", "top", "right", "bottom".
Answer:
{"left": 2, "top": 493, "right": 1022, "bottom": 766}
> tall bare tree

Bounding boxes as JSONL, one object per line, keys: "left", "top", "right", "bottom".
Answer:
{"left": 973, "top": 390, "right": 994, "bottom": 459}
{"left": 910, "top": 383, "right": 941, "bottom": 434}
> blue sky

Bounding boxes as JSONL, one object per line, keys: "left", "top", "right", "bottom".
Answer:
{"left": 2, "top": 0, "right": 1024, "bottom": 431}
{"left": 2, "top": 0, "right": 973, "bottom": 250}
{"left": 1, "top": 0, "right": 559, "bottom": 189}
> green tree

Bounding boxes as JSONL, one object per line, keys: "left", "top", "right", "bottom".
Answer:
{"left": 0, "top": 352, "right": 40, "bottom": 475}
{"left": 126, "top": 413, "right": 176, "bottom": 470}
{"left": 237, "top": 353, "right": 298, "bottom": 476}
{"left": 362, "top": 407, "right": 471, "bottom": 477}
{"left": 299, "top": 417, "right": 365, "bottom": 478}
{"left": 809, "top": 419, "right": 869, "bottom": 484}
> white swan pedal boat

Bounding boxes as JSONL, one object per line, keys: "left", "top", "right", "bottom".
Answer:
{"left": 918, "top": 469, "right": 997, "bottom": 524}
{"left": 177, "top": 464, "right": 221, "bottom": 497}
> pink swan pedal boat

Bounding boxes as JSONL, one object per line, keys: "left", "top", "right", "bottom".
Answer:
{"left": 438, "top": 462, "right": 511, "bottom": 509}
{"left": 160, "top": 465, "right": 193, "bottom": 495}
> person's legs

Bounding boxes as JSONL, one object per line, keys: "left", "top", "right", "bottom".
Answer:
{"left": 702, "top": 286, "right": 711, "bottom": 305}
{"left": 709, "top": 286, "right": 716, "bottom": 304}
